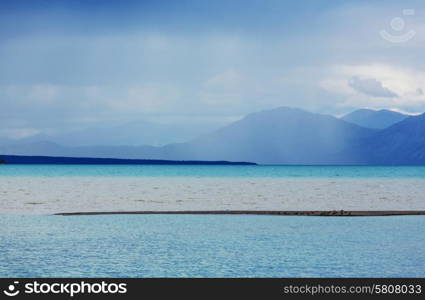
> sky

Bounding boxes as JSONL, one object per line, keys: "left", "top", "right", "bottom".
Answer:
{"left": 1, "top": 0, "right": 425, "bottom": 140}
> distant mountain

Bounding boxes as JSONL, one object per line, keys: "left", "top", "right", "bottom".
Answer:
{"left": 158, "top": 107, "right": 377, "bottom": 164}
{"left": 0, "top": 107, "right": 376, "bottom": 164}
{"left": 3, "top": 107, "right": 425, "bottom": 165}
{"left": 353, "top": 113, "right": 425, "bottom": 164}
{"left": 341, "top": 109, "right": 408, "bottom": 129}
{"left": 16, "top": 120, "right": 224, "bottom": 147}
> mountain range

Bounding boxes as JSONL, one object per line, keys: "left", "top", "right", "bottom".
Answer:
{"left": 341, "top": 108, "right": 408, "bottom": 129}
{"left": 6, "top": 120, "right": 223, "bottom": 147}
{"left": 1, "top": 107, "right": 424, "bottom": 165}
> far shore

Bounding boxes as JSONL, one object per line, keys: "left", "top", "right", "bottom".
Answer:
{"left": 54, "top": 210, "right": 425, "bottom": 216}
{"left": 0, "top": 154, "right": 256, "bottom": 165}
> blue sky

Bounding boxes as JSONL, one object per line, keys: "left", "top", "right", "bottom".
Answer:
{"left": 0, "top": 0, "right": 424, "bottom": 139}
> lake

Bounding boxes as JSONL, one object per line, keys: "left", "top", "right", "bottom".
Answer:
{"left": 1, "top": 164, "right": 425, "bottom": 178}
{"left": 1, "top": 164, "right": 424, "bottom": 277}
{"left": 1, "top": 214, "right": 424, "bottom": 277}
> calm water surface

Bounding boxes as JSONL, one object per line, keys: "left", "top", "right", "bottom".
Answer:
{"left": 1, "top": 215, "right": 424, "bottom": 277}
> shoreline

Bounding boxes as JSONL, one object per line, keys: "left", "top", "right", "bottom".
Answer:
{"left": 54, "top": 210, "right": 425, "bottom": 216}
{"left": 0, "top": 155, "right": 255, "bottom": 165}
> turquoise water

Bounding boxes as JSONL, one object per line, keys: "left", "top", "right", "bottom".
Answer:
{"left": 1, "top": 215, "right": 424, "bottom": 277}
{"left": 1, "top": 164, "right": 425, "bottom": 178}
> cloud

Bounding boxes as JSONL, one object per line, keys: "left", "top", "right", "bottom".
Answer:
{"left": 319, "top": 64, "right": 425, "bottom": 112}
{"left": 386, "top": 107, "right": 422, "bottom": 116}
{"left": 203, "top": 70, "right": 244, "bottom": 92}
{"left": 200, "top": 70, "right": 247, "bottom": 106}
{"left": 28, "top": 84, "right": 59, "bottom": 103}
{"left": 106, "top": 84, "right": 183, "bottom": 114}
{"left": 1, "top": 0, "right": 425, "bottom": 139}
{"left": 0, "top": 128, "right": 41, "bottom": 139}
{"left": 348, "top": 76, "right": 398, "bottom": 98}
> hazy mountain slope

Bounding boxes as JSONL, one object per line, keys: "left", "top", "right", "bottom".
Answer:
{"left": 354, "top": 113, "right": 425, "bottom": 164}
{"left": 341, "top": 109, "right": 408, "bottom": 129}
{"left": 161, "top": 107, "right": 377, "bottom": 164}
{"left": 0, "top": 141, "right": 160, "bottom": 159}
{"left": 16, "top": 121, "right": 223, "bottom": 147}
{"left": 55, "top": 121, "right": 222, "bottom": 146}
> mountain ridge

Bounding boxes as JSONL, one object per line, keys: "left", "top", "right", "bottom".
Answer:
{"left": 352, "top": 113, "right": 425, "bottom": 164}
{"left": 341, "top": 108, "right": 408, "bottom": 129}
